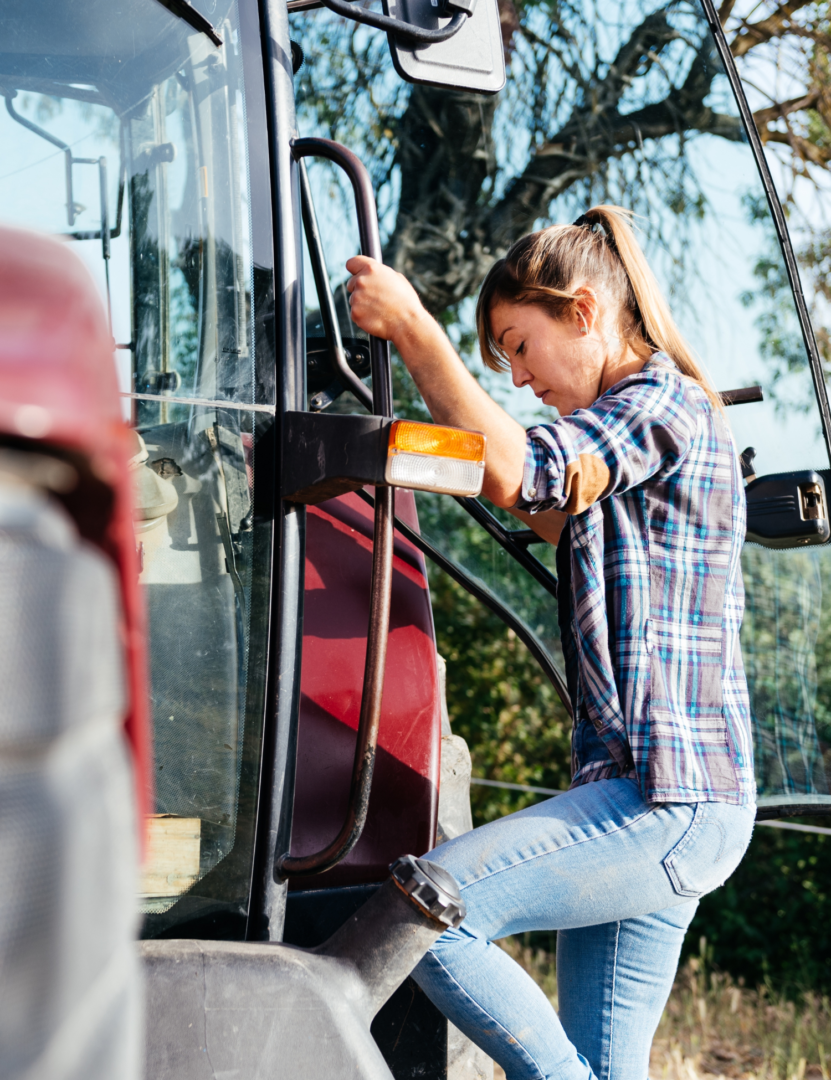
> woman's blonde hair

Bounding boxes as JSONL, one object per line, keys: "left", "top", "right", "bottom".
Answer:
{"left": 475, "top": 205, "right": 722, "bottom": 410}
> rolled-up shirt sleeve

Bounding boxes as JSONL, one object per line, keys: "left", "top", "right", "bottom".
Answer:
{"left": 515, "top": 364, "right": 700, "bottom": 514}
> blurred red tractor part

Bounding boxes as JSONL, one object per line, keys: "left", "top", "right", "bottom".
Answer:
{"left": 0, "top": 225, "right": 150, "bottom": 797}
{"left": 0, "top": 226, "right": 147, "bottom": 1079}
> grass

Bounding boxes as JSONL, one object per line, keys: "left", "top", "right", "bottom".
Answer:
{"left": 491, "top": 938, "right": 831, "bottom": 1080}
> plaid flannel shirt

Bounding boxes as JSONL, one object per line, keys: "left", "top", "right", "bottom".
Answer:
{"left": 517, "top": 355, "right": 755, "bottom": 806}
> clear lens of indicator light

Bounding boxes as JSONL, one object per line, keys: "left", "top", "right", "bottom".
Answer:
{"left": 385, "top": 452, "right": 484, "bottom": 496}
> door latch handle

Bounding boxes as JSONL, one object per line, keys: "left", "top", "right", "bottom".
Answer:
{"left": 745, "top": 469, "right": 830, "bottom": 548}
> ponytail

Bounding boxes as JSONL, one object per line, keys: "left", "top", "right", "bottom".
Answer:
{"left": 476, "top": 205, "right": 723, "bottom": 412}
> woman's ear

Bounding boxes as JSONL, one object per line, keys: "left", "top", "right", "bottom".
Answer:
{"left": 573, "top": 287, "right": 598, "bottom": 336}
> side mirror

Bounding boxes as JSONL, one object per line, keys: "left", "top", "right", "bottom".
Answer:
{"left": 309, "top": 0, "right": 505, "bottom": 94}
{"left": 385, "top": 0, "right": 505, "bottom": 93}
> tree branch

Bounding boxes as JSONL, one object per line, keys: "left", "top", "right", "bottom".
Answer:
{"left": 384, "top": 5, "right": 765, "bottom": 313}
{"left": 730, "top": 0, "right": 815, "bottom": 57}
{"left": 754, "top": 89, "right": 821, "bottom": 126}
{"left": 718, "top": 0, "right": 738, "bottom": 27}
{"left": 761, "top": 127, "right": 831, "bottom": 166}
{"left": 483, "top": 28, "right": 740, "bottom": 260}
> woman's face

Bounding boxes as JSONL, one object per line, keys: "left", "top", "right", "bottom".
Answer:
{"left": 489, "top": 299, "right": 603, "bottom": 416}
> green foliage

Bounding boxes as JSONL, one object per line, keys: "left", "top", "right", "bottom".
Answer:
{"left": 807, "top": 107, "right": 831, "bottom": 156}
{"left": 740, "top": 247, "right": 807, "bottom": 382}
{"left": 169, "top": 267, "right": 199, "bottom": 392}
{"left": 428, "top": 566, "right": 572, "bottom": 824}
{"left": 739, "top": 192, "right": 831, "bottom": 417}
{"left": 740, "top": 194, "right": 811, "bottom": 407}
{"left": 685, "top": 822, "right": 831, "bottom": 996}
{"left": 741, "top": 545, "right": 831, "bottom": 796}
{"left": 796, "top": 228, "right": 831, "bottom": 378}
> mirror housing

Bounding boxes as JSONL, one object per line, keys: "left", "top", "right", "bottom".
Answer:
{"left": 384, "top": 0, "right": 505, "bottom": 93}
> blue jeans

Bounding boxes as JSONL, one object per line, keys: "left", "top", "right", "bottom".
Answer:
{"left": 413, "top": 778, "right": 754, "bottom": 1080}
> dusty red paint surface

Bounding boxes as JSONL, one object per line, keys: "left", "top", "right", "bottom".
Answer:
{"left": 290, "top": 489, "right": 441, "bottom": 886}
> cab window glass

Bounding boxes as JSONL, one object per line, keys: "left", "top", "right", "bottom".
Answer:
{"left": 718, "top": 0, "right": 831, "bottom": 811}
{"left": 292, "top": 0, "right": 831, "bottom": 809}
{"left": 1, "top": 0, "right": 274, "bottom": 929}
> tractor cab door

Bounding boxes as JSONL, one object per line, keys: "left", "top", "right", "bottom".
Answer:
{"left": 291, "top": 0, "right": 831, "bottom": 821}
{"left": 0, "top": 0, "right": 279, "bottom": 937}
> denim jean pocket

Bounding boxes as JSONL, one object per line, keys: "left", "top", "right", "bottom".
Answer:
{"left": 663, "top": 803, "right": 754, "bottom": 898}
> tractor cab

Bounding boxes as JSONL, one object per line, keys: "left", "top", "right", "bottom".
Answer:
{"left": 2, "top": 0, "right": 831, "bottom": 1075}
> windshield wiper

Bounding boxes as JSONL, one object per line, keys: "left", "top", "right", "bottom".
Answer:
{"left": 151, "top": 0, "right": 223, "bottom": 47}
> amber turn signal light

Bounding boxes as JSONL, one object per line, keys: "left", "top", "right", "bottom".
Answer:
{"left": 387, "top": 420, "right": 486, "bottom": 462}
{"left": 385, "top": 420, "right": 486, "bottom": 497}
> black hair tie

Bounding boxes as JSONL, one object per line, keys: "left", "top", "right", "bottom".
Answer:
{"left": 574, "top": 213, "right": 620, "bottom": 257}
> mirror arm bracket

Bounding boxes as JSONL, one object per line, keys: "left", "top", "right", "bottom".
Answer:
{"left": 316, "top": 0, "right": 469, "bottom": 44}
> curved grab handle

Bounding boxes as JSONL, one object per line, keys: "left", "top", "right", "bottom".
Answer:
{"left": 277, "top": 138, "right": 395, "bottom": 878}
{"left": 298, "top": 159, "right": 374, "bottom": 412}
{"left": 292, "top": 137, "right": 393, "bottom": 418}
